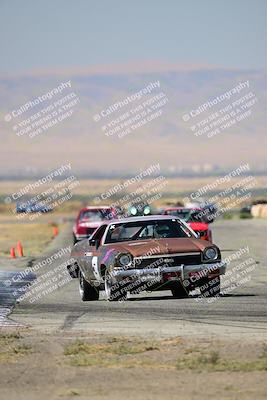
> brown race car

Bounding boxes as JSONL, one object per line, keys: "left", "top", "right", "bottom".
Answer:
{"left": 69, "top": 215, "right": 226, "bottom": 301}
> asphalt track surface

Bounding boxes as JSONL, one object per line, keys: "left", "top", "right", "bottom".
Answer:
{"left": 4, "top": 219, "right": 267, "bottom": 340}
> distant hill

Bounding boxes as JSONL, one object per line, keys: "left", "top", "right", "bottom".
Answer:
{"left": 0, "top": 61, "right": 266, "bottom": 176}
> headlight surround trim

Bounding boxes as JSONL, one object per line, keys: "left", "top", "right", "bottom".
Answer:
{"left": 203, "top": 247, "right": 218, "bottom": 261}
{"left": 116, "top": 253, "right": 133, "bottom": 267}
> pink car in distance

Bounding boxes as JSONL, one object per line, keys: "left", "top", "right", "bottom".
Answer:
{"left": 73, "top": 206, "right": 117, "bottom": 244}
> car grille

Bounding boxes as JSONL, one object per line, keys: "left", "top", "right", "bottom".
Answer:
{"left": 133, "top": 253, "right": 201, "bottom": 269}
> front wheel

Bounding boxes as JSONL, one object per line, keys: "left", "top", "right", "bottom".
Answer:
{"left": 105, "top": 270, "right": 127, "bottom": 301}
{"left": 171, "top": 282, "right": 189, "bottom": 298}
{"left": 79, "top": 271, "right": 99, "bottom": 301}
{"left": 199, "top": 276, "right": 220, "bottom": 297}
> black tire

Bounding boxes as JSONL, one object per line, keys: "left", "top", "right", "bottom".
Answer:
{"left": 105, "top": 270, "right": 127, "bottom": 301}
{"left": 73, "top": 234, "right": 78, "bottom": 245}
{"left": 79, "top": 271, "right": 99, "bottom": 301}
{"left": 129, "top": 281, "right": 144, "bottom": 295}
{"left": 171, "top": 282, "right": 189, "bottom": 298}
{"left": 199, "top": 276, "right": 220, "bottom": 297}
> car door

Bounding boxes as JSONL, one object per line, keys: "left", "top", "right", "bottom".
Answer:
{"left": 80, "top": 224, "right": 107, "bottom": 282}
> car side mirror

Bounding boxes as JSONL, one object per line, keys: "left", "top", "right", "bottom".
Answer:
{"left": 89, "top": 239, "right": 100, "bottom": 249}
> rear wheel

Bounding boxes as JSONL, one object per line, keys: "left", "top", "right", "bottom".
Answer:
{"left": 67, "top": 262, "right": 79, "bottom": 278}
{"left": 105, "top": 270, "right": 127, "bottom": 301}
{"left": 73, "top": 234, "right": 78, "bottom": 245}
{"left": 79, "top": 271, "right": 99, "bottom": 301}
{"left": 171, "top": 282, "right": 189, "bottom": 298}
{"left": 199, "top": 276, "right": 220, "bottom": 297}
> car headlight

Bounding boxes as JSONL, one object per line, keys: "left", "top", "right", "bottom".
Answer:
{"left": 117, "top": 253, "right": 132, "bottom": 267}
{"left": 203, "top": 247, "right": 218, "bottom": 261}
{"left": 143, "top": 206, "right": 151, "bottom": 215}
{"left": 130, "top": 206, "right": 137, "bottom": 216}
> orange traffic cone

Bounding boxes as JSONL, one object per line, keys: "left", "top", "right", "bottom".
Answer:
{"left": 10, "top": 247, "right": 16, "bottom": 258}
{"left": 53, "top": 226, "right": 59, "bottom": 237}
{"left": 17, "top": 241, "right": 24, "bottom": 257}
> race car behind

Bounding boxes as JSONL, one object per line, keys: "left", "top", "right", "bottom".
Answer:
{"left": 161, "top": 207, "right": 212, "bottom": 242}
{"left": 73, "top": 206, "right": 117, "bottom": 244}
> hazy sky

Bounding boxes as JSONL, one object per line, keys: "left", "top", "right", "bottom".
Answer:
{"left": 0, "top": 0, "right": 266, "bottom": 72}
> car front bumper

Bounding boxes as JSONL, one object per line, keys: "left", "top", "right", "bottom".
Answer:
{"left": 111, "top": 261, "right": 227, "bottom": 284}
{"left": 75, "top": 234, "right": 88, "bottom": 240}
{"left": 74, "top": 233, "right": 95, "bottom": 241}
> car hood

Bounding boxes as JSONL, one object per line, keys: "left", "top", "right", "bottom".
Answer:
{"left": 78, "top": 221, "right": 102, "bottom": 228}
{"left": 189, "top": 222, "right": 209, "bottom": 231}
{"left": 105, "top": 238, "right": 211, "bottom": 257}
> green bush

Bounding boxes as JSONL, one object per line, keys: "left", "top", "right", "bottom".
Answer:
{"left": 240, "top": 213, "right": 252, "bottom": 219}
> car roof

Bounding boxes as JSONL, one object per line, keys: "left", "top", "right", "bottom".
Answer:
{"left": 105, "top": 215, "right": 182, "bottom": 225}
{"left": 164, "top": 207, "right": 201, "bottom": 211}
{"left": 79, "top": 206, "right": 112, "bottom": 212}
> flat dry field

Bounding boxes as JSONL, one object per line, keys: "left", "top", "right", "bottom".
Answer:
{"left": 1, "top": 175, "right": 267, "bottom": 197}
{"left": 1, "top": 175, "right": 267, "bottom": 217}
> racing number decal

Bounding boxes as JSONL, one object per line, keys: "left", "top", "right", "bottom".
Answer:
{"left": 92, "top": 256, "right": 101, "bottom": 280}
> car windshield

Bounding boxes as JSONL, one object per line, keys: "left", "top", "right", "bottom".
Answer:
{"left": 105, "top": 219, "right": 194, "bottom": 244}
{"left": 165, "top": 209, "right": 203, "bottom": 223}
{"left": 165, "top": 210, "right": 190, "bottom": 219}
{"left": 186, "top": 211, "right": 203, "bottom": 223}
{"left": 79, "top": 209, "right": 113, "bottom": 221}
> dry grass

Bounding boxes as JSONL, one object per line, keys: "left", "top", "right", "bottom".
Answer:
{"left": 176, "top": 349, "right": 267, "bottom": 372}
{"left": 0, "top": 332, "right": 31, "bottom": 363}
{"left": 0, "top": 222, "right": 63, "bottom": 256}
{"left": 65, "top": 338, "right": 159, "bottom": 356}
{"left": 64, "top": 338, "right": 159, "bottom": 367}
{"left": 64, "top": 336, "right": 267, "bottom": 372}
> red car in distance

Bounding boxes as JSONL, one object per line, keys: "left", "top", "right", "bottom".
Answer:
{"left": 73, "top": 206, "right": 117, "bottom": 244}
{"left": 161, "top": 207, "right": 212, "bottom": 242}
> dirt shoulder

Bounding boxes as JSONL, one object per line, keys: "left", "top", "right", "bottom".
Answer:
{"left": 0, "top": 329, "right": 266, "bottom": 400}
